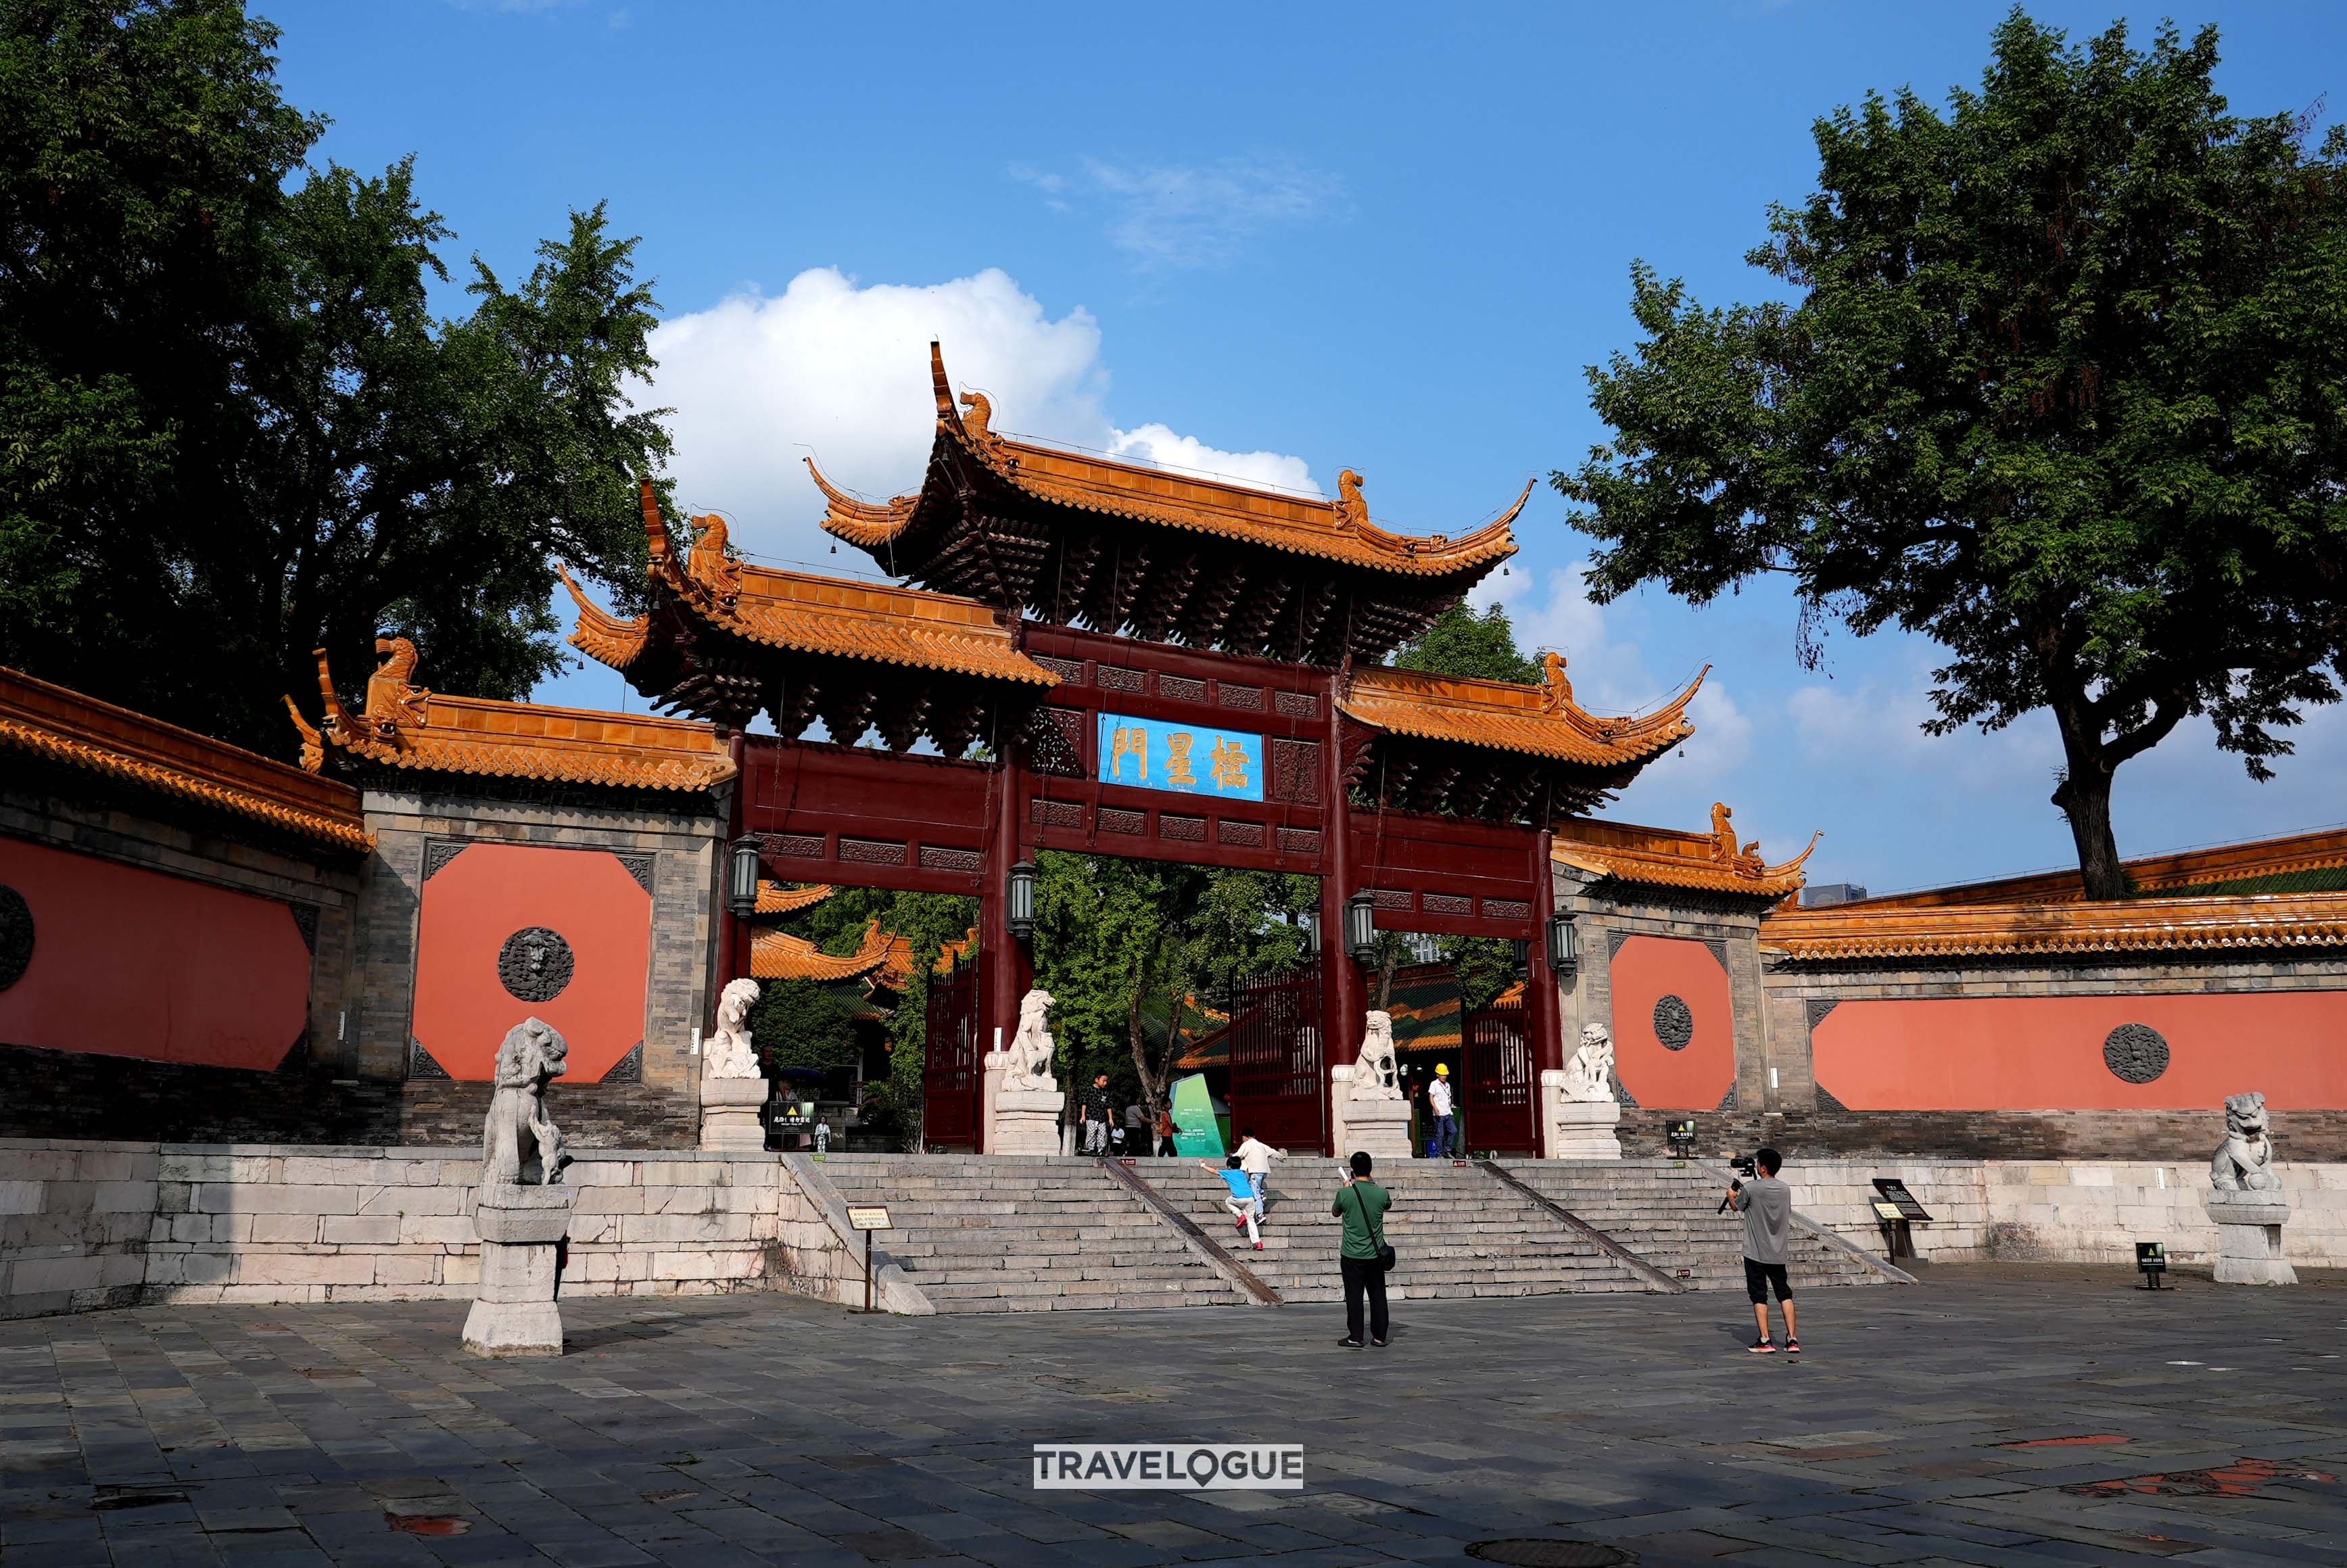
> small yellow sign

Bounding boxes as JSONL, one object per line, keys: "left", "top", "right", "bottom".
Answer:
{"left": 847, "top": 1205, "right": 893, "bottom": 1231}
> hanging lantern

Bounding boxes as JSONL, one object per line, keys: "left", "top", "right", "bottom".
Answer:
{"left": 1344, "top": 890, "right": 1377, "bottom": 964}
{"left": 1546, "top": 911, "right": 1580, "bottom": 974}
{"left": 1300, "top": 911, "right": 1321, "bottom": 959}
{"left": 1509, "top": 938, "right": 1531, "bottom": 974}
{"left": 1007, "top": 859, "right": 1037, "bottom": 940}
{"left": 726, "top": 836, "right": 763, "bottom": 918}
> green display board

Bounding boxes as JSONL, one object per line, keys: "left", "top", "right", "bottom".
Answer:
{"left": 1170, "top": 1074, "right": 1225, "bottom": 1158}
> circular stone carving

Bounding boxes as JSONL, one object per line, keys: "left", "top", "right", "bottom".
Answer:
{"left": 0, "top": 884, "right": 31, "bottom": 991}
{"left": 497, "top": 927, "right": 575, "bottom": 1004}
{"left": 2102, "top": 1022, "right": 2170, "bottom": 1085}
{"left": 1653, "top": 994, "right": 1694, "bottom": 1051}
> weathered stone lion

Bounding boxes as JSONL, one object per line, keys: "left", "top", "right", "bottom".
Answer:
{"left": 705, "top": 976, "right": 763, "bottom": 1080}
{"left": 1351, "top": 1012, "right": 1402, "bottom": 1101}
{"left": 2211, "top": 1091, "right": 2281, "bottom": 1192}
{"left": 1005, "top": 988, "right": 1058, "bottom": 1090}
{"left": 483, "top": 1018, "right": 569, "bottom": 1187}
{"left": 1561, "top": 1021, "right": 1616, "bottom": 1104}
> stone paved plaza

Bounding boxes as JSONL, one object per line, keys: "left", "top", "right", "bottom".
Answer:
{"left": 1, "top": 1266, "right": 2344, "bottom": 1567}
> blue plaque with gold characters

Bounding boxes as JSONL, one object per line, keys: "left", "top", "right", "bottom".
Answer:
{"left": 1096, "top": 713, "right": 1264, "bottom": 801}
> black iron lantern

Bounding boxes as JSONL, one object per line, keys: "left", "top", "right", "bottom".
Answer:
{"left": 1344, "top": 890, "right": 1377, "bottom": 964}
{"left": 1007, "top": 859, "right": 1037, "bottom": 940}
{"left": 1300, "top": 911, "right": 1321, "bottom": 959}
{"left": 726, "top": 836, "right": 763, "bottom": 918}
{"left": 1509, "top": 938, "right": 1531, "bottom": 974}
{"left": 1546, "top": 910, "right": 1579, "bottom": 973}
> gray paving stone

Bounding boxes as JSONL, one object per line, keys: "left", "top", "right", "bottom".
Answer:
{"left": 2, "top": 1262, "right": 2345, "bottom": 1564}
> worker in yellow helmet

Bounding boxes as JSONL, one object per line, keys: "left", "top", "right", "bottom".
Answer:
{"left": 1425, "top": 1062, "right": 1458, "bottom": 1159}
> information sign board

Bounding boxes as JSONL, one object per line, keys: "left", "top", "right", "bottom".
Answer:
{"left": 847, "top": 1205, "right": 892, "bottom": 1231}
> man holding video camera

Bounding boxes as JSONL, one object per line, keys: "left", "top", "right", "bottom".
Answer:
{"left": 1725, "top": 1147, "right": 1798, "bottom": 1355}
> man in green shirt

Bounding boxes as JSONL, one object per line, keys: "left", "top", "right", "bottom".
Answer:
{"left": 1333, "top": 1151, "right": 1392, "bottom": 1348}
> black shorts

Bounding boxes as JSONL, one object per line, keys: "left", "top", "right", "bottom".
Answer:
{"left": 1743, "top": 1258, "right": 1792, "bottom": 1304}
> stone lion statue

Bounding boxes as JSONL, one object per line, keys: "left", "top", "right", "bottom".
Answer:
{"left": 705, "top": 976, "right": 763, "bottom": 1080}
{"left": 1351, "top": 1011, "right": 1402, "bottom": 1101}
{"left": 2211, "top": 1091, "right": 2281, "bottom": 1192}
{"left": 482, "top": 1018, "right": 569, "bottom": 1187}
{"left": 1005, "top": 988, "right": 1057, "bottom": 1090}
{"left": 1561, "top": 1021, "right": 1616, "bottom": 1104}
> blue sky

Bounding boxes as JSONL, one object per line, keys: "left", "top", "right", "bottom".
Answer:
{"left": 266, "top": 0, "right": 2347, "bottom": 894}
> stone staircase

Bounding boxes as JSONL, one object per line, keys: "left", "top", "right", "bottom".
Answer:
{"left": 812, "top": 1154, "right": 1250, "bottom": 1313}
{"left": 1141, "top": 1158, "right": 1657, "bottom": 1302}
{"left": 1494, "top": 1158, "right": 1885, "bottom": 1291}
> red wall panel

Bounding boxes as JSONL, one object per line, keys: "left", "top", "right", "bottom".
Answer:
{"left": 410, "top": 845, "right": 653, "bottom": 1082}
{"left": 0, "top": 835, "right": 310, "bottom": 1070}
{"left": 1812, "top": 993, "right": 2347, "bottom": 1110}
{"left": 1609, "top": 936, "right": 1736, "bottom": 1109}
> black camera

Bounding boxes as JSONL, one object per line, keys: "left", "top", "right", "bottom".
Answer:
{"left": 1718, "top": 1155, "right": 1759, "bottom": 1213}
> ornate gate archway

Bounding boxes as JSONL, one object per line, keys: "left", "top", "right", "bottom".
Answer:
{"left": 566, "top": 344, "right": 1705, "bottom": 1151}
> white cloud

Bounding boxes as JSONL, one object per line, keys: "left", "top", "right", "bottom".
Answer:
{"left": 640, "top": 266, "right": 1317, "bottom": 565}
{"left": 1107, "top": 424, "right": 1320, "bottom": 496}
{"left": 1013, "top": 156, "right": 1344, "bottom": 270}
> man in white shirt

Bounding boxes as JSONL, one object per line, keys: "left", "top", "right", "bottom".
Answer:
{"left": 1425, "top": 1064, "right": 1458, "bottom": 1159}
{"left": 1234, "top": 1127, "right": 1283, "bottom": 1215}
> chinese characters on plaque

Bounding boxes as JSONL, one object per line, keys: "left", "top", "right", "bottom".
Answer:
{"left": 1095, "top": 714, "right": 1264, "bottom": 802}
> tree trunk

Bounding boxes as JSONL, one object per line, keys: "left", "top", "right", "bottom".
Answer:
{"left": 2049, "top": 716, "right": 2129, "bottom": 901}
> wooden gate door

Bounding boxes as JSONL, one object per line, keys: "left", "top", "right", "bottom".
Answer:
{"left": 1463, "top": 1004, "right": 1537, "bottom": 1154}
{"left": 1225, "top": 957, "right": 1325, "bottom": 1154}
{"left": 922, "top": 953, "right": 981, "bottom": 1149}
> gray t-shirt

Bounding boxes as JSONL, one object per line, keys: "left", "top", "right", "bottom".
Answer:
{"left": 1736, "top": 1174, "right": 1793, "bottom": 1265}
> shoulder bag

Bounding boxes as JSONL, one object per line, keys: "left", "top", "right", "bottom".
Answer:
{"left": 1347, "top": 1182, "right": 1396, "bottom": 1273}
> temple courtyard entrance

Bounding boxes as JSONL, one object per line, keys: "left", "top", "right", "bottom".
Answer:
{"left": 5, "top": 1266, "right": 2340, "bottom": 1567}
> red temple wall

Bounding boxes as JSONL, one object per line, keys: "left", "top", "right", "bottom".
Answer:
{"left": 1609, "top": 935, "right": 1737, "bottom": 1110}
{"left": 1811, "top": 993, "right": 2347, "bottom": 1110}
{"left": 409, "top": 844, "right": 651, "bottom": 1082}
{"left": 0, "top": 836, "right": 310, "bottom": 1070}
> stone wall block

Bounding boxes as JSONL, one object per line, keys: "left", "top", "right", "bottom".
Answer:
{"left": 319, "top": 1216, "right": 402, "bottom": 1245}
{"left": 232, "top": 1252, "right": 376, "bottom": 1287}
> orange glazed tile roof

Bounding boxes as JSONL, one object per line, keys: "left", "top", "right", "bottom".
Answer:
{"left": 755, "top": 880, "right": 836, "bottom": 916}
{"left": 302, "top": 642, "right": 734, "bottom": 792}
{"left": 568, "top": 485, "right": 1059, "bottom": 688}
{"left": 751, "top": 918, "right": 910, "bottom": 983}
{"left": 1342, "top": 659, "right": 1705, "bottom": 768}
{"left": 809, "top": 343, "right": 1527, "bottom": 580}
{"left": 1554, "top": 808, "right": 1818, "bottom": 899}
{"left": 1828, "top": 826, "right": 2347, "bottom": 910}
{"left": 0, "top": 664, "right": 369, "bottom": 851}
{"left": 1761, "top": 891, "right": 2347, "bottom": 961}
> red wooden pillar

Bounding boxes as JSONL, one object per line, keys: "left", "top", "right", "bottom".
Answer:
{"left": 1317, "top": 677, "right": 1357, "bottom": 1157}
{"left": 1527, "top": 825, "right": 1565, "bottom": 1144}
{"left": 977, "top": 754, "right": 1035, "bottom": 1153}
{"left": 711, "top": 729, "right": 749, "bottom": 1029}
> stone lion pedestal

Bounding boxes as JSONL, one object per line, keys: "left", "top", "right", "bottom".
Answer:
{"left": 1329, "top": 1064, "right": 1414, "bottom": 1162}
{"left": 465, "top": 1183, "right": 573, "bottom": 1356}
{"left": 2207, "top": 1193, "right": 2297, "bottom": 1285}
{"left": 1541, "top": 1072, "right": 1623, "bottom": 1160}
{"left": 700, "top": 1076, "right": 769, "bottom": 1151}
{"left": 982, "top": 1055, "right": 1066, "bottom": 1155}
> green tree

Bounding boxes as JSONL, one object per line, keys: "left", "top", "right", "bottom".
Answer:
{"left": 766, "top": 885, "right": 977, "bottom": 1150}
{"left": 746, "top": 978, "right": 859, "bottom": 1074}
{"left": 1031, "top": 853, "right": 1314, "bottom": 1125}
{"left": 1554, "top": 11, "right": 2347, "bottom": 899}
{"left": 1393, "top": 603, "right": 1541, "bottom": 685}
{"left": 1, "top": 1, "right": 667, "bottom": 752}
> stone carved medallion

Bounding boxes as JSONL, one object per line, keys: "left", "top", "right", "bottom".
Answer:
{"left": 1653, "top": 993, "right": 1694, "bottom": 1051}
{"left": 0, "top": 884, "right": 31, "bottom": 991}
{"left": 497, "top": 927, "right": 575, "bottom": 1004}
{"left": 2102, "top": 1022, "right": 2170, "bottom": 1085}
